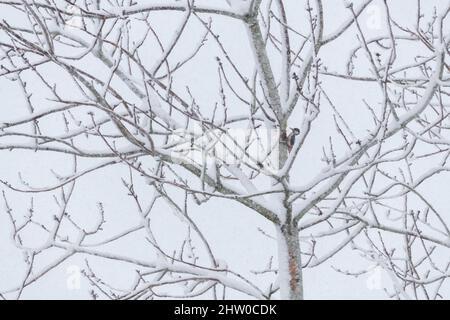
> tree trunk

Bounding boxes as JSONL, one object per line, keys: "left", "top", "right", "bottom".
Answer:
{"left": 276, "top": 222, "right": 303, "bottom": 300}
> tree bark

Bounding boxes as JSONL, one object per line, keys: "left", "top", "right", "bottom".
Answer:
{"left": 246, "top": 6, "right": 304, "bottom": 300}
{"left": 276, "top": 222, "right": 303, "bottom": 300}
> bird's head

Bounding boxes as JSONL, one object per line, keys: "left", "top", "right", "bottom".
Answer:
{"left": 291, "top": 127, "right": 300, "bottom": 135}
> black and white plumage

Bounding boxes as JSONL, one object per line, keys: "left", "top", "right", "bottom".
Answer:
{"left": 287, "top": 128, "right": 300, "bottom": 152}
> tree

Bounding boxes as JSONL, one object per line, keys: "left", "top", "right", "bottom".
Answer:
{"left": 0, "top": 0, "right": 449, "bottom": 300}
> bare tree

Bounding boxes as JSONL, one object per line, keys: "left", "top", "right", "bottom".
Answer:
{"left": 0, "top": 0, "right": 449, "bottom": 300}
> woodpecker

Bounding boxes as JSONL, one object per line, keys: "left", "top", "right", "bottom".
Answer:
{"left": 287, "top": 128, "right": 300, "bottom": 152}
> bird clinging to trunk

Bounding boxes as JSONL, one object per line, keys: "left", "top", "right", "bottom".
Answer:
{"left": 287, "top": 128, "right": 300, "bottom": 153}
